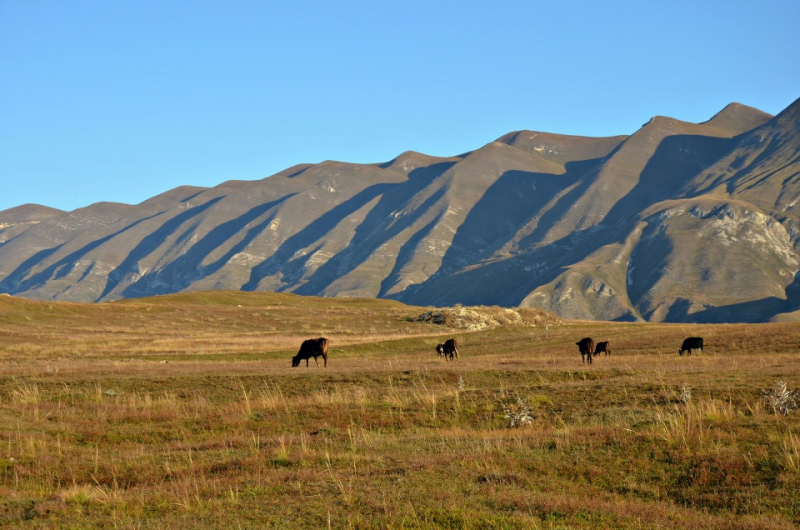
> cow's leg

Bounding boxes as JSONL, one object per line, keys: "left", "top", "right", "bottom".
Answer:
{"left": 314, "top": 356, "right": 319, "bottom": 367}
{"left": 581, "top": 352, "right": 585, "bottom": 363}
{"left": 454, "top": 348, "right": 459, "bottom": 359}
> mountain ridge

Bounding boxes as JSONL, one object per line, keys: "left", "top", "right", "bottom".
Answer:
{"left": 2, "top": 98, "right": 799, "bottom": 323}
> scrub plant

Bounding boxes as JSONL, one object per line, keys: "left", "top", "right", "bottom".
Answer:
{"left": 763, "top": 380, "right": 798, "bottom": 416}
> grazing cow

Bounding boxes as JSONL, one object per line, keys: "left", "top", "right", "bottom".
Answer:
{"left": 594, "top": 341, "right": 611, "bottom": 357}
{"left": 440, "top": 338, "right": 459, "bottom": 361}
{"left": 292, "top": 337, "right": 329, "bottom": 367}
{"left": 678, "top": 337, "right": 703, "bottom": 356}
{"left": 435, "top": 343, "right": 445, "bottom": 358}
{"left": 576, "top": 337, "right": 595, "bottom": 364}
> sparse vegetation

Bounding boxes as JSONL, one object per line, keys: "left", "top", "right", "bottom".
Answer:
{"left": 501, "top": 395, "right": 534, "bottom": 428}
{"left": 679, "top": 384, "right": 692, "bottom": 404}
{"left": 1, "top": 292, "right": 800, "bottom": 528}
{"left": 763, "top": 380, "right": 798, "bottom": 416}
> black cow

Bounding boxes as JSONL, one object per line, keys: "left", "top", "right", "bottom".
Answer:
{"left": 576, "top": 337, "right": 595, "bottom": 364}
{"left": 292, "top": 337, "right": 329, "bottom": 367}
{"left": 594, "top": 341, "right": 611, "bottom": 357}
{"left": 439, "top": 338, "right": 459, "bottom": 361}
{"left": 678, "top": 337, "right": 703, "bottom": 356}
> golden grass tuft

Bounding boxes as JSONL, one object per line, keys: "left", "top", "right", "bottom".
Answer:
{"left": 9, "top": 383, "right": 41, "bottom": 405}
{"left": 59, "top": 484, "right": 117, "bottom": 505}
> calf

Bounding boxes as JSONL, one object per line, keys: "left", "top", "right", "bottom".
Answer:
{"left": 678, "top": 337, "right": 703, "bottom": 356}
{"left": 594, "top": 341, "right": 611, "bottom": 357}
{"left": 576, "top": 337, "right": 594, "bottom": 364}
{"left": 292, "top": 337, "right": 329, "bottom": 367}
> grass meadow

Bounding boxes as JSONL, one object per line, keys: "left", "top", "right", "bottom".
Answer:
{"left": 1, "top": 291, "right": 799, "bottom": 529}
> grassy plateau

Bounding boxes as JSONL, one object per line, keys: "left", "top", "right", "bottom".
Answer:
{"left": 1, "top": 291, "right": 799, "bottom": 529}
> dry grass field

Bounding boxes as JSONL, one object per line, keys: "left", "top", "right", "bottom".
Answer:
{"left": 1, "top": 291, "right": 799, "bottom": 529}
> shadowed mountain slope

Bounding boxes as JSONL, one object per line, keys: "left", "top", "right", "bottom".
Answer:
{"left": 1, "top": 98, "right": 798, "bottom": 322}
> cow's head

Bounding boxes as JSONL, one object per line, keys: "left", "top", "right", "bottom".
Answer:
{"left": 291, "top": 356, "right": 301, "bottom": 367}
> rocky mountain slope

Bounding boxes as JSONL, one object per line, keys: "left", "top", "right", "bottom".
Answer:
{"left": 1, "top": 98, "right": 799, "bottom": 322}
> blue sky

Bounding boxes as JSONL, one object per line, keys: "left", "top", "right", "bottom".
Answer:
{"left": 1, "top": 0, "right": 798, "bottom": 212}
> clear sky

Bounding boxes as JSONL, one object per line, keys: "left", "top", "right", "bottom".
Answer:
{"left": 1, "top": 0, "right": 798, "bottom": 213}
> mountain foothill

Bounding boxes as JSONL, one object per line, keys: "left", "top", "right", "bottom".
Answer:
{"left": 2, "top": 97, "right": 800, "bottom": 323}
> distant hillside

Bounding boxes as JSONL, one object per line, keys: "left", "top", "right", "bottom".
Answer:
{"left": 1, "top": 98, "right": 799, "bottom": 323}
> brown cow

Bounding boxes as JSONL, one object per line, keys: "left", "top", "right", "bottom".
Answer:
{"left": 292, "top": 337, "right": 329, "bottom": 367}
{"left": 594, "top": 341, "right": 611, "bottom": 357}
{"left": 576, "top": 337, "right": 594, "bottom": 364}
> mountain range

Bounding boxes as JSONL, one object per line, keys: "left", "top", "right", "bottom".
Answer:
{"left": 2, "top": 97, "right": 799, "bottom": 322}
